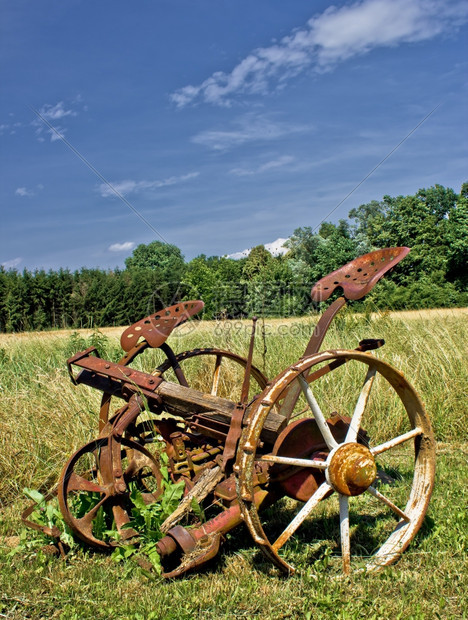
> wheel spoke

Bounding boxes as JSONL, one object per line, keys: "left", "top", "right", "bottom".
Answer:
{"left": 259, "top": 454, "right": 327, "bottom": 469}
{"left": 273, "top": 481, "right": 332, "bottom": 551}
{"left": 237, "top": 350, "right": 435, "bottom": 577}
{"left": 366, "top": 485, "right": 410, "bottom": 522}
{"left": 76, "top": 493, "right": 110, "bottom": 531}
{"left": 371, "top": 427, "right": 423, "bottom": 456}
{"left": 211, "top": 354, "right": 222, "bottom": 395}
{"left": 345, "top": 367, "right": 376, "bottom": 443}
{"left": 112, "top": 500, "right": 138, "bottom": 540}
{"left": 297, "top": 375, "right": 337, "bottom": 450}
{"left": 66, "top": 471, "right": 105, "bottom": 494}
{"left": 59, "top": 436, "right": 164, "bottom": 549}
{"left": 339, "top": 494, "right": 351, "bottom": 574}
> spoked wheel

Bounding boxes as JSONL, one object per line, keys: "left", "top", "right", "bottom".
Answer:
{"left": 236, "top": 349, "right": 435, "bottom": 575}
{"left": 155, "top": 348, "right": 269, "bottom": 401}
{"left": 58, "top": 436, "right": 163, "bottom": 549}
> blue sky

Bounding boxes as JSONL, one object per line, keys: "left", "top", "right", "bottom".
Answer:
{"left": 1, "top": 0, "right": 467, "bottom": 271}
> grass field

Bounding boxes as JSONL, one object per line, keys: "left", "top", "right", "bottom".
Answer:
{"left": 0, "top": 308, "right": 467, "bottom": 619}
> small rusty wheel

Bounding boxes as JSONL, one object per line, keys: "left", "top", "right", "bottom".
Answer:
{"left": 58, "top": 437, "right": 163, "bottom": 549}
{"left": 155, "top": 348, "right": 269, "bottom": 401}
{"left": 236, "top": 350, "right": 435, "bottom": 575}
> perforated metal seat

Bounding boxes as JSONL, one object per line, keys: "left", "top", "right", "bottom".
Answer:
{"left": 311, "top": 247, "right": 410, "bottom": 302}
{"left": 120, "top": 300, "right": 204, "bottom": 351}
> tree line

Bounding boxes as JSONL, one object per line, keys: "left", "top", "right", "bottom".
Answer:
{"left": 1, "top": 183, "right": 466, "bottom": 332}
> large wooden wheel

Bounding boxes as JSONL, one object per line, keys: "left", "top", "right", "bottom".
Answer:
{"left": 236, "top": 350, "right": 435, "bottom": 574}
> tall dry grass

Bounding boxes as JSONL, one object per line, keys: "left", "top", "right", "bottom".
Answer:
{"left": 0, "top": 309, "right": 466, "bottom": 507}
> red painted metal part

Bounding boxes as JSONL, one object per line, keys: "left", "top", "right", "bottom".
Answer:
{"left": 269, "top": 417, "right": 352, "bottom": 501}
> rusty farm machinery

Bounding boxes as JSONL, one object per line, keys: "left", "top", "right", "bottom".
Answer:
{"left": 23, "top": 247, "right": 435, "bottom": 577}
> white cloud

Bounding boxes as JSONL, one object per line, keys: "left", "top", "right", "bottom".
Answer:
{"left": 226, "top": 238, "right": 289, "bottom": 259}
{"left": 230, "top": 155, "right": 295, "bottom": 176}
{"left": 49, "top": 126, "right": 67, "bottom": 141}
{"left": 1, "top": 257, "right": 22, "bottom": 269}
{"left": 108, "top": 241, "right": 135, "bottom": 252}
{"left": 100, "top": 180, "right": 137, "bottom": 197}
{"left": 15, "top": 184, "right": 44, "bottom": 197}
{"left": 265, "top": 237, "right": 290, "bottom": 257}
{"left": 15, "top": 187, "right": 34, "bottom": 197}
{"left": 225, "top": 248, "right": 250, "bottom": 260}
{"left": 0, "top": 120, "right": 24, "bottom": 136}
{"left": 39, "top": 101, "right": 77, "bottom": 121}
{"left": 171, "top": 0, "right": 468, "bottom": 107}
{"left": 98, "top": 172, "right": 199, "bottom": 198}
{"left": 192, "top": 114, "right": 310, "bottom": 151}
{"left": 35, "top": 123, "right": 67, "bottom": 142}
{"left": 33, "top": 100, "right": 82, "bottom": 142}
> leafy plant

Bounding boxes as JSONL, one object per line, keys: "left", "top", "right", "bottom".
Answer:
{"left": 15, "top": 462, "right": 186, "bottom": 575}
{"left": 110, "top": 475, "right": 185, "bottom": 573}
{"left": 9, "top": 488, "right": 76, "bottom": 559}
{"left": 66, "top": 329, "right": 120, "bottom": 361}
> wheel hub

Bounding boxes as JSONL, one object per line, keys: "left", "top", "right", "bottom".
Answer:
{"left": 326, "top": 443, "right": 376, "bottom": 496}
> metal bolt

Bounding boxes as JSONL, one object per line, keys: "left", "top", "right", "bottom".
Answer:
{"left": 115, "top": 481, "right": 126, "bottom": 494}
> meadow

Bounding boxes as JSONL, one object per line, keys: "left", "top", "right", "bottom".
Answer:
{"left": 0, "top": 307, "right": 467, "bottom": 619}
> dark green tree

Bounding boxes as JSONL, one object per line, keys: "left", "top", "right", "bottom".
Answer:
{"left": 125, "top": 241, "right": 185, "bottom": 282}
{"left": 446, "top": 185, "right": 468, "bottom": 289}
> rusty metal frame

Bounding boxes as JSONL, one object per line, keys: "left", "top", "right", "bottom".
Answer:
{"left": 21, "top": 246, "right": 436, "bottom": 579}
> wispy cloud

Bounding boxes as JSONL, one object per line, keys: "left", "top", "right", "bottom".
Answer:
{"left": 0, "top": 120, "right": 23, "bottom": 136}
{"left": 1, "top": 257, "right": 22, "bottom": 269}
{"left": 15, "top": 184, "right": 44, "bottom": 197}
{"left": 33, "top": 99, "right": 83, "bottom": 142}
{"left": 192, "top": 114, "right": 310, "bottom": 151}
{"left": 15, "top": 187, "right": 34, "bottom": 197}
{"left": 39, "top": 101, "right": 77, "bottom": 121}
{"left": 108, "top": 241, "right": 135, "bottom": 252}
{"left": 171, "top": 0, "right": 468, "bottom": 107}
{"left": 230, "top": 155, "right": 295, "bottom": 176}
{"left": 98, "top": 172, "right": 200, "bottom": 198}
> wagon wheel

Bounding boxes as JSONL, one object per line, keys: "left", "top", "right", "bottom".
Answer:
{"left": 58, "top": 437, "right": 163, "bottom": 549}
{"left": 236, "top": 350, "right": 435, "bottom": 575}
{"left": 155, "top": 348, "right": 269, "bottom": 401}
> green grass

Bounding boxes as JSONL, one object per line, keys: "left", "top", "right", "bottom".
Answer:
{"left": 0, "top": 446, "right": 466, "bottom": 619}
{"left": 0, "top": 309, "right": 467, "bottom": 618}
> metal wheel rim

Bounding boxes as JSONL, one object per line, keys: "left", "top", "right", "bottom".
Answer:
{"left": 236, "top": 349, "right": 436, "bottom": 574}
{"left": 58, "top": 436, "right": 163, "bottom": 549}
{"left": 155, "top": 347, "right": 269, "bottom": 396}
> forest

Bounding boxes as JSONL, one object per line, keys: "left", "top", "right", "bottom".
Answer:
{"left": 1, "top": 183, "right": 467, "bottom": 332}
